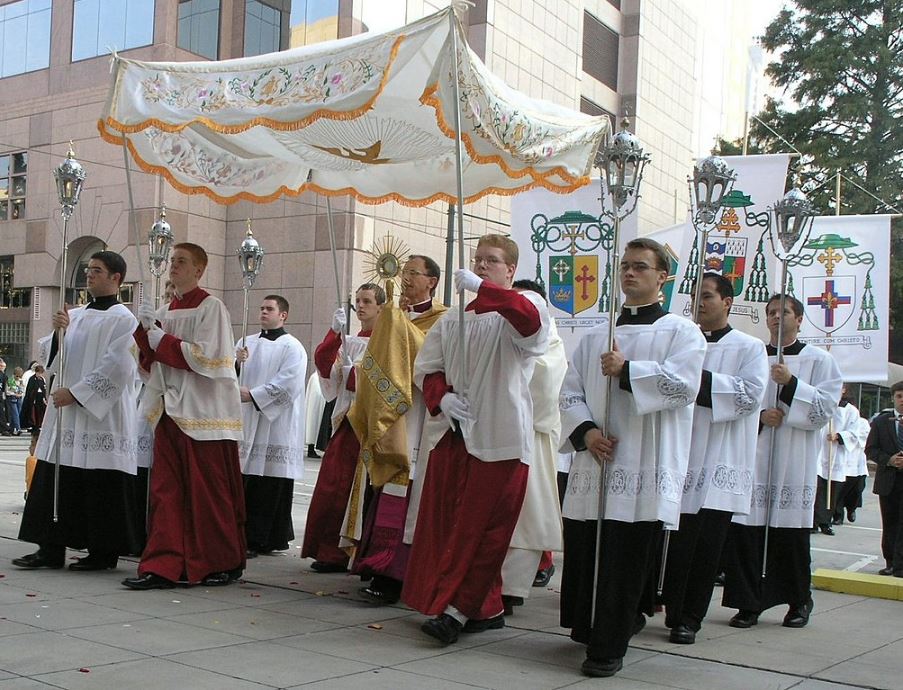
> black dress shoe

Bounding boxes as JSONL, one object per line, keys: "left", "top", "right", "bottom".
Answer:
{"left": 729, "top": 610, "right": 759, "bottom": 628}
{"left": 879, "top": 566, "right": 894, "bottom": 576}
{"left": 581, "top": 656, "right": 623, "bottom": 678}
{"left": 359, "top": 585, "right": 400, "bottom": 605}
{"left": 831, "top": 516, "right": 844, "bottom": 525}
{"left": 818, "top": 524, "right": 835, "bottom": 536}
{"left": 310, "top": 560, "right": 348, "bottom": 573}
{"left": 69, "top": 554, "right": 118, "bottom": 571}
{"left": 462, "top": 614, "right": 505, "bottom": 633}
{"left": 122, "top": 573, "right": 175, "bottom": 590}
{"left": 420, "top": 614, "right": 463, "bottom": 645}
{"left": 847, "top": 508, "right": 857, "bottom": 523}
{"left": 632, "top": 613, "right": 647, "bottom": 636}
{"left": 201, "top": 571, "right": 239, "bottom": 587}
{"left": 669, "top": 624, "right": 696, "bottom": 644}
{"left": 501, "top": 594, "right": 523, "bottom": 615}
{"left": 533, "top": 563, "right": 555, "bottom": 587}
{"left": 12, "top": 551, "right": 64, "bottom": 569}
{"left": 783, "top": 597, "right": 813, "bottom": 628}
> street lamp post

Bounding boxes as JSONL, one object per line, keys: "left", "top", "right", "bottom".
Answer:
{"left": 51, "top": 143, "right": 86, "bottom": 522}
{"left": 591, "top": 116, "right": 650, "bottom": 625}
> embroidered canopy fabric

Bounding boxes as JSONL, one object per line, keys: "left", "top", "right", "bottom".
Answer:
{"left": 98, "top": 6, "right": 609, "bottom": 206}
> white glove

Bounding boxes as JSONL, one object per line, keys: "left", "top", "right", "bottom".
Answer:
{"left": 331, "top": 307, "right": 347, "bottom": 334}
{"left": 439, "top": 392, "right": 473, "bottom": 430}
{"left": 138, "top": 302, "right": 156, "bottom": 330}
{"left": 147, "top": 327, "right": 164, "bottom": 350}
{"left": 454, "top": 268, "right": 483, "bottom": 294}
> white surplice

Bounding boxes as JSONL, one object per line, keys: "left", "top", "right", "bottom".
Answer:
{"left": 413, "top": 290, "right": 550, "bottom": 465}
{"left": 319, "top": 333, "right": 369, "bottom": 432}
{"left": 140, "top": 295, "right": 242, "bottom": 441}
{"left": 304, "top": 372, "right": 325, "bottom": 445}
{"left": 734, "top": 343, "right": 842, "bottom": 529}
{"left": 681, "top": 329, "right": 768, "bottom": 516}
{"left": 560, "top": 313, "right": 706, "bottom": 527}
{"left": 818, "top": 402, "right": 868, "bottom": 481}
{"left": 237, "top": 333, "right": 308, "bottom": 479}
{"left": 501, "top": 321, "right": 567, "bottom": 597}
{"left": 36, "top": 305, "right": 139, "bottom": 474}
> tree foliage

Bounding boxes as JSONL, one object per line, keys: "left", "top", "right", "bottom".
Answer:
{"left": 720, "top": 1, "right": 902, "bottom": 363}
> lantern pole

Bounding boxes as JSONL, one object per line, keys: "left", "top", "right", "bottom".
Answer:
{"left": 656, "top": 153, "right": 736, "bottom": 596}
{"left": 51, "top": 143, "right": 86, "bottom": 523}
{"left": 761, "top": 185, "right": 815, "bottom": 578}
{"left": 592, "top": 116, "right": 649, "bottom": 626}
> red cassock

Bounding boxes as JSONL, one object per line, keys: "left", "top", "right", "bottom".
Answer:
{"left": 134, "top": 287, "right": 246, "bottom": 583}
{"left": 300, "top": 329, "right": 368, "bottom": 565}
{"left": 401, "top": 432, "right": 528, "bottom": 620}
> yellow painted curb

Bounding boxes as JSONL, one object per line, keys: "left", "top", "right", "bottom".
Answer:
{"left": 812, "top": 568, "right": 903, "bottom": 601}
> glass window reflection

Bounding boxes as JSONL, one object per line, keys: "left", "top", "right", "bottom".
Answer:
{"left": 289, "top": 0, "right": 338, "bottom": 47}
{"left": 244, "top": 0, "right": 283, "bottom": 57}
{"left": 72, "top": 0, "right": 154, "bottom": 62}
{"left": 0, "top": 0, "right": 51, "bottom": 78}
{"left": 177, "top": 0, "right": 220, "bottom": 60}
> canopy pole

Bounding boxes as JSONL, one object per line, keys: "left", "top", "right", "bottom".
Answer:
{"left": 121, "top": 141, "right": 147, "bottom": 288}
{"left": 449, "top": 8, "right": 469, "bottom": 390}
{"left": 121, "top": 140, "right": 153, "bottom": 528}
{"left": 325, "top": 197, "right": 344, "bottom": 309}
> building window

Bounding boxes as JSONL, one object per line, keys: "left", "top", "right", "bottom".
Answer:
{"left": 583, "top": 11, "right": 618, "bottom": 90}
{"left": 0, "top": 152, "right": 27, "bottom": 221}
{"left": 0, "top": 320, "right": 31, "bottom": 373}
{"left": 178, "top": 0, "right": 220, "bottom": 60}
{"left": 0, "top": 0, "right": 51, "bottom": 78}
{"left": 245, "top": 0, "right": 283, "bottom": 57}
{"left": 0, "top": 256, "right": 31, "bottom": 309}
{"left": 72, "top": 0, "right": 155, "bottom": 61}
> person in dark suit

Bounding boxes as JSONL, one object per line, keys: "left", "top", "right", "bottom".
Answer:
{"left": 21, "top": 365, "right": 48, "bottom": 456}
{"left": 866, "top": 380, "right": 903, "bottom": 577}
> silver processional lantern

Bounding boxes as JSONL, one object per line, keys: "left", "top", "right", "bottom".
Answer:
{"left": 237, "top": 220, "right": 265, "bottom": 366}
{"left": 685, "top": 153, "right": 737, "bottom": 320}
{"left": 770, "top": 185, "right": 816, "bottom": 258}
{"left": 691, "top": 153, "right": 736, "bottom": 226}
{"left": 54, "top": 142, "right": 87, "bottom": 221}
{"left": 238, "top": 220, "right": 265, "bottom": 289}
{"left": 50, "top": 142, "right": 86, "bottom": 523}
{"left": 598, "top": 117, "right": 650, "bottom": 212}
{"left": 148, "top": 205, "right": 174, "bottom": 278}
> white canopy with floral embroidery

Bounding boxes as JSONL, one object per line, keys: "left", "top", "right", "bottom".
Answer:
{"left": 99, "top": 5, "right": 609, "bottom": 207}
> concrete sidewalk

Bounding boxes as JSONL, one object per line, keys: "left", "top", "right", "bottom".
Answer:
{"left": 1, "top": 438, "right": 901, "bottom": 689}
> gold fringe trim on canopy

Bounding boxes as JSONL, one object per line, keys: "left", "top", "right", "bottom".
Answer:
{"left": 419, "top": 82, "right": 603, "bottom": 186}
{"left": 97, "top": 121, "right": 592, "bottom": 207}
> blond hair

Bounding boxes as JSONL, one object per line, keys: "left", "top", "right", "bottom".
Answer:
{"left": 476, "top": 234, "right": 518, "bottom": 266}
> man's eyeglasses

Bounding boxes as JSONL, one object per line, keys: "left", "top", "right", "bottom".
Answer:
{"left": 83, "top": 267, "right": 107, "bottom": 276}
{"left": 401, "top": 269, "right": 430, "bottom": 278}
{"left": 471, "top": 255, "right": 507, "bottom": 267}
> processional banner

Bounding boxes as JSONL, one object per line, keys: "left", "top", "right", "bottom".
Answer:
{"left": 510, "top": 179, "right": 638, "bottom": 355}
{"left": 790, "top": 214, "right": 890, "bottom": 383}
